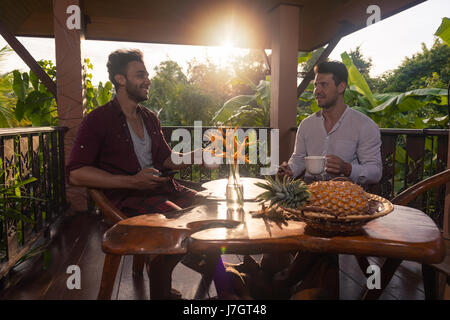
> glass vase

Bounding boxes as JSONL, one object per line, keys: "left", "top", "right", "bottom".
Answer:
{"left": 226, "top": 162, "right": 244, "bottom": 211}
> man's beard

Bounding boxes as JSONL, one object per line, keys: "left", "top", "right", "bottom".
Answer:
{"left": 316, "top": 93, "right": 338, "bottom": 109}
{"left": 126, "top": 82, "right": 148, "bottom": 103}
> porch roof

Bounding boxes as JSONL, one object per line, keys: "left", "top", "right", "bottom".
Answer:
{"left": 0, "top": 0, "right": 425, "bottom": 51}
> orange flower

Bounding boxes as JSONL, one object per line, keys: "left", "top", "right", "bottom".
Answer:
{"left": 204, "top": 126, "right": 251, "bottom": 165}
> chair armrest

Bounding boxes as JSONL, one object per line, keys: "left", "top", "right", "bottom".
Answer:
{"left": 87, "top": 188, "right": 128, "bottom": 224}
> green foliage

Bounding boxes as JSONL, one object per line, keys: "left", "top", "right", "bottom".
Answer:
{"left": 0, "top": 46, "right": 18, "bottom": 127}
{"left": 434, "top": 17, "right": 450, "bottom": 45}
{"left": 187, "top": 58, "right": 232, "bottom": 105}
{"left": 297, "top": 83, "right": 319, "bottom": 123}
{"left": 12, "top": 60, "right": 57, "bottom": 126}
{"left": 341, "top": 52, "right": 377, "bottom": 107}
{"left": 298, "top": 47, "right": 326, "bottom": 75}
{"left": 338, "top": 51, "right": 449, "bottom": 129}
{"left": 214, "top": 77, "right": 270, "bottom": 127}
{"left": 83, "top": 58, "right": 114, "bottom": 114}
{"left": 144, "top": 59, "right": 225, "bottom": 126}
{"left": 0, "top": 175, "right": 38, "bottom": 223}
{"left": 375, "top": 39, "right": 450, "bottom": 93}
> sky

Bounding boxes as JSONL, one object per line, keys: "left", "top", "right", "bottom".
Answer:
{"left": 0, "top": 0, "right": 449, "bottom": 84}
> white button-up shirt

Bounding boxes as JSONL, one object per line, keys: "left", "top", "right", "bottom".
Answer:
{"left": 288, "top": 106, "right": 382, "bottom": 185}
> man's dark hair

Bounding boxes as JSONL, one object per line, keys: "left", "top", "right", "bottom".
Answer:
{"left": 314, "top": 61, "right": 348, "bottom": 88}
{"left": 107, "top": 49, "right": 145, "bottom": 88}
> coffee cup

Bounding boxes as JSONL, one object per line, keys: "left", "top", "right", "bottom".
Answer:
{"left": 305, "top": 156, "right": 326, "bottom": 175}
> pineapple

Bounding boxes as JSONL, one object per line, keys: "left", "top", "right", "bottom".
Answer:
{"left": 307, "top": 180, "right": 369, "bottom": 216}
{"left": 255, "top": 175, "right": 310, "bottom": 209}
{"left": 255, "top": 177, "right": 369, "bottom": 216}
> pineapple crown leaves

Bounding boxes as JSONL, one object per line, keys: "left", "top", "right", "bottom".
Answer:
{"left": 255, "top": 175, "right": 310, "bottom": 209}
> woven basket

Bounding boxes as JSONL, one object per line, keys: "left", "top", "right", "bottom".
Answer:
{"left": 281, "top": 193, "right": 394, "bottom": 235}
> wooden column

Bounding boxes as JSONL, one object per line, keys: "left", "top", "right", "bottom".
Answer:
{"left": 53, "top": 0, "right": 87, "bottom": 211}
{"left": 270, "top": 4, "right": 300, "bottom": 163}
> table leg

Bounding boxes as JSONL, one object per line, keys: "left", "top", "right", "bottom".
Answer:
{"left": 97, "top": 254, "right": 122, "bottom": 300}
{"left": 193, "top": 254, "right": 220, "bottom": 299}
{"left": 291, "top": 253, "right": 340, "bottom": 299}
{"left": 361, "top": 258, "right": 402, "bottom": 300}
{"left": 132, "top": 255, "right": 145, "bottom": 276}
{"left": 148, "top": 254, "right": 183, "bottom": 299}
{"left": 210, "top": 254, "right": 237, "bottom": 299}
{"left": 422, "top": 263, "right": 439, "bottom": 300}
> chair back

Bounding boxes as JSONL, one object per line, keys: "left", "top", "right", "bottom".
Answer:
{"left": 391, "top": 169, "right": 450, "bottom": 206}
{"left": 391, "top": 169, "right": 450, "bottom": 238}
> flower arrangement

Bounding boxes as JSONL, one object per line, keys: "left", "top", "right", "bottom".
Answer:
{"left": 204, "top": 126, "right": 250, "bottom": 209}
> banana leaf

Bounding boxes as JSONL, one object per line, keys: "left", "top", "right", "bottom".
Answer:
{"left": 213, "top": 94, "right": 255, "bottom": 124}
{"left": 369, "top": 88, "right": 448, "bottom": 113}
{"left": 341, "top": 52, "right": 377, "bottom": 107}
{"left": 434, "top": 17, "right": 450, "bottom": 46}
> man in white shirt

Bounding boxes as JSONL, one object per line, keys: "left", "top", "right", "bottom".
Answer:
{"left": 278, "top": 61, "right": 382, "bottom": 185}
{"left": 268, "top": 61, "right": 382, "bottom": 299}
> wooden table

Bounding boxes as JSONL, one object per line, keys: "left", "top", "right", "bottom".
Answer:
{"left": 99, "top": 178, "right": 445, "bottom": 299}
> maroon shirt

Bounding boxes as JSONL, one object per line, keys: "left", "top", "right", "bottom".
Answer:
{"left": 66, "top": 97, "right": 179, "bottom": 211}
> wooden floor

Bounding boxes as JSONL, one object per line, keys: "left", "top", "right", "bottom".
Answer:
{"left": 0, "top": 210, "right": 426, "bottom": 300}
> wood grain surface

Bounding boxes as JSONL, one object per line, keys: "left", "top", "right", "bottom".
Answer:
{"left": 103, "top": 200, "right": 444, "bottom": 264}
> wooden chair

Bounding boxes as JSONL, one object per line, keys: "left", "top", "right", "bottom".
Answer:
{"left": 357, "top": 169, "right": 450, "bottom": 299}
{"left": 88, "top": 179, "right": 206, "bottom": 299}
{"left": 88, "top": 188, "right": 147, "bottom": 276}
{"left": 391, "top": 169, "right": 450, "bottom": 299}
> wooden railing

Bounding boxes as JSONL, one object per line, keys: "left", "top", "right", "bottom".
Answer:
{"left": 0, "top": 127, "right": 68, "bottom": 279}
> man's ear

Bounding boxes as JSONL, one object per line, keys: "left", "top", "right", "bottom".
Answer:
{"left": 338, "top": 82, "right": 347, "bottom": 95}
{"left": 114, "top": 74, "right": 126, "bottom": 87}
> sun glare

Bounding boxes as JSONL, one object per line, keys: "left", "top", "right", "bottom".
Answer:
{"left": 214, "top": 40, "right": 236, "bottom": 67}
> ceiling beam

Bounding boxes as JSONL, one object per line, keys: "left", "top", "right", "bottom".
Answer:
{"left": 0, "top": 18, "right": 57, "bottom": 99}
{"left": 296, "top": 24, "right": 349, "bottom": 98}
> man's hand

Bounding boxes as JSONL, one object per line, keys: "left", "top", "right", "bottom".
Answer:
{"left": 277, "top": 161, "right": 293, "bottom": 177}
{"left": 132, "top": 167, "right": 169, "bottom": 190}
{"left": 325, "top": 155, "right": 352, "bottom": 177}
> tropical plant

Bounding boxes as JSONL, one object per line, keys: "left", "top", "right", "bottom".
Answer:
{"left": 374, "top": 39, "right": 449, "bottom": 93}
{"left": 143, "top": 60, "right": 221, "bottom": 126}
{"left": 0, "top": 45, "right": 18, "bottom": 127}
{"left": 13, "top": 60, "right": 58, "bottom": 126}
{"left": 0, "top": 171, "right": 48, "bottom": 266}
{"left": 0, "top": 175, "right": 38, "bottom": 223}
{"left": 83, "top": 58, "right": 114, "bottom": 114}
{"left": 339, "top": 50, "right": 448, "bottom": 194}
{"left": 339, "top": 51, "right": 448, "bottom": 129}
{"left": 435, "top": 17, "right": 450, "bottom": 45}
{"left": 213, "top": 76, "right": 271, "bottom": 127}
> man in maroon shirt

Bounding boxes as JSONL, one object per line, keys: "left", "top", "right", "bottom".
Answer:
{"left": 67, "top": 49, "right": 198, "bottom": 215}
{"left": 67, "top": 49, "right": 202, "bottom": 299}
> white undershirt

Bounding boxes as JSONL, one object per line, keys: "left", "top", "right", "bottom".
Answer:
{"left": 127, "top": 117, "right": 153, "bottom": 169}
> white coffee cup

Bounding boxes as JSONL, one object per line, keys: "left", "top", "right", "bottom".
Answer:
{"left": 305, "top": 156, "right": 326, "bottom": 175}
